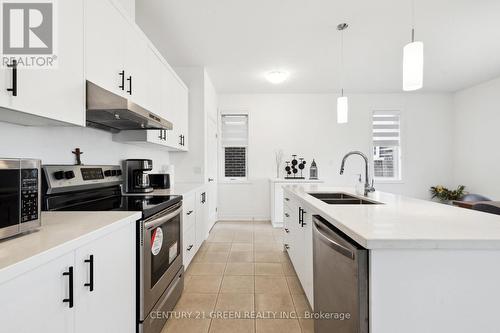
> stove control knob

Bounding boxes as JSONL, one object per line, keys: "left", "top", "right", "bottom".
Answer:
{"left": 111, "top": 170, "right": 117, "bottom": 176}
{"left": 104, "top": 170, "right": 112, "bottom": 177}
{"left": 116, "top": 169, "right": 122, "bottom": 176}
{"left": 53, "top": 171, "right": 65, "bottom": 180}
{"left": 64, "top": 171, "right": 75, "bottom": 179}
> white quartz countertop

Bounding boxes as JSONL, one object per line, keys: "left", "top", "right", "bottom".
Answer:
{"left": 0, "top": 211, "right": 141, "bottom": 283}
{"left": 124, "top": 182, "right": 205, "bottom": 197}
{"left": 284, "top": 185, "right": 500, "bottom": 249}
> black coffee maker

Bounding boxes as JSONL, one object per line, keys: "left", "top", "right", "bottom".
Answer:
{"left": 123, "top": 159, "right": 154, "bottom": 193}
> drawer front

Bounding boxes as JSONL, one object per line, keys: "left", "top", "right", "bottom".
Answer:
{"left": 183, "top": 225, "right": 196, "bottom": 268}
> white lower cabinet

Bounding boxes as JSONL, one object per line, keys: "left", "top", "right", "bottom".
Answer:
{"left": 183, "top": 225, "right": 197, "bottom": 268}
{"left": 181, "top": 187, "right": 209, "bottom": 270}
{"left": 74, "top": 224, "right": 135, "bottom": 333}
{"left": 195, "top": 189, "right": 209, "bottom": 249}
{"left": 0, "top": 222, "right": 135, "bottom": 333}
{"left": 0, "top": 252, "right": 76, "bottom": 333}
{"left": 283, "top": 194, "right": 314, "bottom": 308}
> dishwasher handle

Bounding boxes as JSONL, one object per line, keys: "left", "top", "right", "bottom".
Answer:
{"left": 313, "top": 219, "right": 355, "bottom": 260}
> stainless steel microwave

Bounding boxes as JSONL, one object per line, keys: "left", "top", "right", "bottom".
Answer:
{"left": 0, "top": 159, "right": 41, "bottom": 240}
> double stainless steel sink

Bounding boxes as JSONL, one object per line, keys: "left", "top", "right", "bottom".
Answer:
{"left": 309, "top": 192, "right": 382, "bottom": 205}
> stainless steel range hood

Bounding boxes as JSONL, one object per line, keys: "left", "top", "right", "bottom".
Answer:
{"left": 86, "top": 81, "right": 173, "bottom": 133}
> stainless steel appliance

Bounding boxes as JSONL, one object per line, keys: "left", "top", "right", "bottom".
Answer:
{"left": 312, "top": 215, "right": 368, "bottom": 333}
{"left": 42, "top": 164, "right": 184, "bottom": 333}
{"left": 149, "top": 174, "right": 170, "bottom": 189}
{"left": 85, "top": 81, "right": 173, "bottom": 133}
{"left": 0, "top": 158, "right": 41, "bottom": 240}
{"left": 124, "top": 159, "right": 154, "bottom": 193}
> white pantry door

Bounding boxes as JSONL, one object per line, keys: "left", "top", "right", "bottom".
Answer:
{"left": 207, "top": 118, "right": 218, "bottom": 229}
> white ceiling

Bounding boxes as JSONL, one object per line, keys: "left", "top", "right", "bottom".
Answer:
{"left": 136, "top": 0, "right": 500, "bottom": 93}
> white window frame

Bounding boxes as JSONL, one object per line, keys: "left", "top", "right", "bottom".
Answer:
{"left": 371, "top": 109, "right": 403, "bottom": 183}
{"left": 219, "top": 112, "right": 249, "bottom": 183}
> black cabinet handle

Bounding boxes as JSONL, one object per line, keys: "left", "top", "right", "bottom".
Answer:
{"left": 84, "top": 255, "right": 94, "bottom": 292}
{"left": 300, "top": 208, "right": 307, "bottom": 227}
{"left": 186, "top": 210, "right": 194, "bottom": 215}
{"left": 298, "top": 207, "right": 302, "bottom": 225}
{"left": 119, "top": 70, "right": 125, "bottom": 90}
{"left": 208, "top": 178, "right": 214, "bottom": 182}
{"left": 6, "top": 59, "right": 17, "bottom": 96}
{"left": 285, "top": 228, "right": 289, "bottom": 233}
{"left": 62, "top": 266, "right": 74, "bottom": 308}
{"left": 158, "top": 130, "right": 163, "bottom": 140}
{"left": 201, "top": 192, "right": 206, "bottom": 203}
{"left": 187, "top": 245, "right": 194, "bottom": 251}
{"left": 163, "top": 130, "right": 167, "bottom": 141}
{"left": 127, "top": 75, "right": 132, "bottom": 95}
{"left": 179, "top": 135, "right": 183, "bottom": 146}
{"left": 284, "top": 213, "right": 290, "bottom": 218}
{"left": 182, "top": 135, "right": 185, "bottom": 146}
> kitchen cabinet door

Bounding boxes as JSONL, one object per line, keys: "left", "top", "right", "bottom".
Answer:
{"left": 195, "top": 190, "right": 209, "bottom": 248}
{"left": 300, "top": 206, "right": 314, "bottom": 308}
{"left": 163, "top": 72, "right": 182, "bottom": 150}
{"left": 177, "top": 82, "right": 189, "bottom": 150}
{"left": 123, "top": 24, "right": 151, "bottom": 111}
{"left": 148, "top": 48, "right": 166, "bottom": 119}
{"left": 2, "top": 0, "right": 84, "bottom": 126}
{"left": 183, "top": 224, "right": 197, "bottom": 269}
{"left": 0, "top": 252, "right": 76, "bottom": 333}
{"left": 85, "top": 0, "right": 126, "bottom": 98}
{"left": 74, "top": 223, "right": 135, "bottom": 333}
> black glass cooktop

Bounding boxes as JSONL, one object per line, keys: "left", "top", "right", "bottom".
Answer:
{"left": 44, "top": 186, "right": 182, "bottom": 219}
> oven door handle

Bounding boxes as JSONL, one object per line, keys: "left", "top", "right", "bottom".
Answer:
{"left": 144, "top": 206, "right": 183, "bottom": 230}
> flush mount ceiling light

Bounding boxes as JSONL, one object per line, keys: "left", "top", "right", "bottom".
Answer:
{"left": 265, "top": 71, "right": 289, "bottom": 84}
{"left": 403, "top": 0, "right": 424, "bottom": 91}
{"left": 337, "top": 23, "right": 349, "bottom": 124}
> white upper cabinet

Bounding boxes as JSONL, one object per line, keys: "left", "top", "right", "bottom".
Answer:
{"left": 84, "top": 0, "right": 126, "bottom": 98}
{"left": 0, "top": 0, "right": 84, "bottom": 126}
{"left": 87, "top": 0, "right": 189, "bottom": 150}
{"left": 122, "top": 25, "right": 152, "bottom": 110}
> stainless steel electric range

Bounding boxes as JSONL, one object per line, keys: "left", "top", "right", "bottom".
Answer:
{"left": 42, "top": 164, "right": 184, "bottom": 333}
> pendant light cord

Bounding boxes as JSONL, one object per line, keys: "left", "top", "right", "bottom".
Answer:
{"left": 411, "top": 0, "right": 415, "bottom": 42}
{"left": 340, "top": 28, "right": 344, "bottom": 97}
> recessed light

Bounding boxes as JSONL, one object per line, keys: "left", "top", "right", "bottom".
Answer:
{"left": 265, "top": 71, "right": 289, "bottom": 84}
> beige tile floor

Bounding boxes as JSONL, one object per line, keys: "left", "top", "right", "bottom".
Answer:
{"left": 161, "top": 221, "right": 314, "bottom": 333}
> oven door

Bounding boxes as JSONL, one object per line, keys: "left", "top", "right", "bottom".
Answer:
{"left": 140, "top": 201, "right": 183, "bottom": 320}
{"left": 0, "top": 160, "right": 20, "bottom": 239}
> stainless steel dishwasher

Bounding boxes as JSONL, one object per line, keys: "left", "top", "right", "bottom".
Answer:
{"left": 312, "top": 215, "right": 369, "bottom": 333}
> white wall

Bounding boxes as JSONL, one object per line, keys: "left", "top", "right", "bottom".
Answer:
{"left": 218, "top": 93, "right": 454, "bottom": 220}
{"left": 0, "top": 122, "right": 170, "bottom": 171}
{"left": 116, "top": 0, "right": 135, "bottom": 20}
{"left": 453, "top": 76, "right": 500, "bottom": 199}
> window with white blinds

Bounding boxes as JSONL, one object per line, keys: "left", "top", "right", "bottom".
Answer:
{"left": 372, "top": 111, "right": 401, "bottom": 180}
{"left": 221, "top": 114, "right": 248, "bottom": 180}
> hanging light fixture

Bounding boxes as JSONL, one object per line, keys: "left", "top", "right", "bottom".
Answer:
{"left": 403, "top": 0, "right": 424, "bottom": 91}
{"left": 337, "top": 23, "right": 349, "bottom": 124}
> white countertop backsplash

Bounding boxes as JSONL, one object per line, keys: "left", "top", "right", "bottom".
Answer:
{"left": 284, "top": 185, "right": 500, "bottom": 249}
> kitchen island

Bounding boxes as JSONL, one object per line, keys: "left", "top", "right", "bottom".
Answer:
{"left": 283, "top": 185, "right": 500, "bottom": 333}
